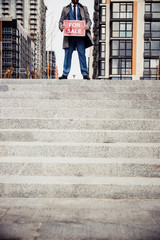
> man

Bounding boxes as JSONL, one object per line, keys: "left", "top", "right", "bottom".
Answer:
{"left": 58, "top": 0, "right": 93, "bottom": 80}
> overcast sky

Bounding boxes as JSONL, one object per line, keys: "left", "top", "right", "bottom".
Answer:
{"left": 44, "top": 0, "right": 94, "bottom": 79}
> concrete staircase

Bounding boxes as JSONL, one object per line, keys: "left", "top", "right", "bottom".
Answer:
{"left": 0, "top": 79, "right": 160, "bottom": 199}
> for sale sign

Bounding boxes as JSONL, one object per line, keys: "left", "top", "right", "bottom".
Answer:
{"left": 64, "top": 20, "right": 86, "bottom": 37}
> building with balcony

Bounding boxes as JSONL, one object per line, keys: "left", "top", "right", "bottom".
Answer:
{"left": 92, "top": 0, "right": 160, "bottom": 80}
{"left": 0, "top": 0, "right": 47, "bottom": 78}
{"left": 46, "top": 51, "right": 56, "bottom": 79}
{"left": 0, "top": 18, "right": 34, "bottom": 78}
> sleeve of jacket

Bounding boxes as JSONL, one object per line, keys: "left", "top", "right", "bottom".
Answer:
{"left": 58, "top": 7, "right": 65, "bottom": 31}
{"left": 84, "top": 6, "right": 92, "bottom": 29}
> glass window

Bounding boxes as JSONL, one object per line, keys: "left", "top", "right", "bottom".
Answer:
{"left": 100, "top": 0, "right": 106, "bottom": 3}
{"left": 99, "top": 60, "right": 105, "bottom": 76}
{"left": 144, "top": 58, "right": 160, "bottom": 78}
{"left": 127, "top": 4, "right": 133, "bottom": 12}
{"left": 127, "top": 23, "right": 132, "bottom": 31}
{"left": 144, "top": 60, "right": 149, "bottom": 68}
{"left": 112, "top": 59, "right": 119, "bottom": 74}
{"left": 121, "top": 4, "right": 126, "bottom": 12}
{"left": 126, "top": 32, "right": 132, "bottom": 38}
{"left": 145, "top": 4, "right": 151, "bottom": 12}
{"left": 145, "top": 2, "right": 160, "bottom": 18}
{"left": 152, "top": 22, "right": 160, "bottom": 31}
{"left": 120, "top": 23, "right": 125, "bottom": 30}
{"left": 111, "top": 22, "right": 132, "bottom": 38}
{"left": 112, "top": 40, "right": 119, "bottom": 49}
{"left": 120, "top": 32, "right": 125, "bottom": 37}
{"left": 100, "top": 25, "right": 106, "bottom": 40}
{"left": 112, "top": 59, "right": 118, "bottom": 68}
{"left": 120, "top": 12, "right": 126, "bottom": 18}
{"left": 151, "top": 41, "right": 159, "bottom": 49}
{"left": 112, "top": 2, "right": 133, "bottom": 19}
{"left": 100, "top": 7, "right": 106, "bottom": 22}
{"left": 127, "top": 42, "right": 132, "bottom": 49}
{"left": 113, "top": 22, "right": 119, "bottom": 31}
{"left": 126, "top": 50, "right": 132, "bottom": 56}
{"left": 151, "top": 59, "right": 158, "bottom": 68}
{"left": 145, "top": 23, "right": 150, "bottom": 31}
{"left": 120, "top": 50, "right": 125, "bottom": 56}
{"left": 113, "top": 3, "right": 119, "bottom": 12}
{"left": 120, "top": 42, "right": 125, "bottom": 49}
{"left": 111, "top": 59, "right": 132, "bottom": 75}
{"left": 100, "top": 43, "right": 106, "bottom": 58}
{"left": 145, "top": 22, "right": 160, "bottom": 38}
{"left": 152, "top": 3, "right": 160, "bottom": 12}
{"left": 111, "top": 40, "right": 132, "bottom": 57}
{"left": 145, "top": 42, "right": 150, "bottom": 49}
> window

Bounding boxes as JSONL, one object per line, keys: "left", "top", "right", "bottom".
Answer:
{"left": 100, "top": 25, "right": 106, "bottom": 40}
{"left": 111, "top": 22, "right": 132, "bottom": 38}
{"left": 100, "top": 7, "right": 106, "bottom": 22}
{"left": 111, "top": 59, "right": 132, "bottom": 75}
{"left": 144, "top": 40, "right": 160, "bottom": 57}
{"left": 100, "top": 42, "right": 106, "bottom": 58}
{"left": 99, "top": 60, "right": 105, "bottom": 76}
{"left": 100, "top": 0, "right": 106, "bottom": 3}
{"left": 2, "top": 35, "right": 12, "bottom": 40}
{"left": 145, "top": 22, "right": 160, "bottom": 38}
{"left": 112, "top": 3, "right": 133, "bottom": 19}
{"left": 2, "top": 27, "right": 12, "bottom": 33}
{"left": 145, "top": 2, "right": 160, "bottom": 18}
{"left": 111, "top": 77, "right": 132, "bottom": 80}
{"left": 111, "top": 40, "right": 132, "bottom": 57}
{"left": 2, "top": 43, "right": 12, "bottom": 50}
{"left": 144, "top": 59, "right": 159, "bottom": 77}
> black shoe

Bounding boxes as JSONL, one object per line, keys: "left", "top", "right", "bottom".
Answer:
{"left": 83, "top": 75, "right": 90, "bottom": 80}
{"left": 59, "top": 75, "right": 67, "bottom": 80}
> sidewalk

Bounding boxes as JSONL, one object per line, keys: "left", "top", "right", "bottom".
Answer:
{"left": 0, "top": 198, "right": 160, "bottom": 240}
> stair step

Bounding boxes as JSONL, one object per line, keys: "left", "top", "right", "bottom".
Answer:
{"left": 0, "top": 142, "right": 159, "bottom": 158}
{"left": 1, "top": 84, "right": 160, "bottom": 92}
{"left": 0, "top": 91, "right": 160, "bottom": 100}
{"left": 0, "top": 175, "right": 160, "bottom": 198}
{"left": 1, "top": 118, "right": 159, "bottom": 130}
{"left": 0, "top": 129, "right": 160, "bottom": 143}
{"left": 0, "top": 99, "right": 159, "bottom": 109}
{"left": 0, "top": 79, "right": 159, "bottom": 199}
{"left": 0, "top": 157, "right": 159, "bottom": 177}
{"left": 1, "top": 79, "right": 160, "bottom": 86}
{"left": 0, "top": 108, "right": 159, "bottom": 119}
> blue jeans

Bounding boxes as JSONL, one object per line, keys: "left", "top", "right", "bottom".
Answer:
{"left": 63, "top": 37, "right": 88, "bottom": 77}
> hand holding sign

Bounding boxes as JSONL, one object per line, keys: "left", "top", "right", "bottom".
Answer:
{"left": 64, "top": 20, "right": 86, "bottom": 37}
{"left": 60, "top": 25, "right": 65, "bottom": 31}
{"left": 84, "top": 25, "right": 89, "bottom": 30}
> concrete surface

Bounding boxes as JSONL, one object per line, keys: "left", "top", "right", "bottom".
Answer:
{"left": 0, "top": 198, "right": 160, "bottom": 240}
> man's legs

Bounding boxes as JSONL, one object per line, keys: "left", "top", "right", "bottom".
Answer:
{"left": 62, "top": 38, "right": 75, "bottom": 77}
{"left": 76, "top": 37, "right": 88, "bottom": 77}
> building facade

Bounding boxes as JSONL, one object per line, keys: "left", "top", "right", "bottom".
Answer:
{"left": 0, "top": 18, "right": 34, "bottom": 78}
{"left": 46, "top": 50, "right": 56, "bottom": 79}
{"left": 0, "top": 0, "right": 47, "bottom": 78}
{"left": 92, "top": 0, "right": 160, "bottom": 80}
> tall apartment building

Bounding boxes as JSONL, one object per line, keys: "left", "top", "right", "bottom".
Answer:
{"left": 46, "top": 50, "right": 56, "bottom": 79}
{"left": 0, "top": 0, "right": 47, "bottom": 78}
{"left": 0, "top": 18, "right": 35, "bottom": 78}
{"left": 92, "top": 0, "right": 160, "bottom": 80}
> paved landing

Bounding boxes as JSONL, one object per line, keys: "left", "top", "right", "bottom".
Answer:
{"left": 0, "top": 198, "right": 160, "bottom": 240}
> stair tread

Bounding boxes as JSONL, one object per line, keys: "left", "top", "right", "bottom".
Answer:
{"left": 0, "top": 117, "right": 160, "bottom": 120}
{"left": 0, "top": 156, "right": 159, "bottom": 164}
{"left": 0, "top": 175, "right": 160, "bottom": 185}
{"left": 1, "top": 129, "right": 160, "bottom": 132}
{"left": 0, "top": 141, "right": 159, "bottom": 146}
